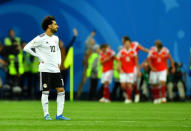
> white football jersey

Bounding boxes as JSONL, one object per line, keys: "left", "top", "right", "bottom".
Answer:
{"left": 24, "top": 33, "right": 61, "bottom": 73}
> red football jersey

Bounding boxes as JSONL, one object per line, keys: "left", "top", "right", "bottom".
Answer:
{"left": 131, "top": 42, "right": 142, "bottom": 53}
{"left": 118, "top": 48, "right": 137, "bottom": 73}
{"left": 148, "top": 46, "right": 170, "bottom": 71}
{"left": 100, "top": 48, "right": 115, "bottom": 72}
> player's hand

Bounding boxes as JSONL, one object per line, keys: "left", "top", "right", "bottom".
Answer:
{"left": 73, "top": 28, "right": 78, "bottom": 36}
{"left": 58, "top": 64, "right": 61, "bottom": 69}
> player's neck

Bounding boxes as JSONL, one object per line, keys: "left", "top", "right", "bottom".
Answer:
{"left": 45, "top": 29, "right": 53, "bottom": 37}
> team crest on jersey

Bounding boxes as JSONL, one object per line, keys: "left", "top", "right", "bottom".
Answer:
{"left": 43, "top": 83, "right": 47, "bottom": 88}
{"left": 126, "top": 57, "right": 130, "bottom": 62}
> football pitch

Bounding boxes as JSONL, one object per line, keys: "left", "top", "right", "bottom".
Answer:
{"left": 0, "top": 101, "right": 191, "bottom": 131}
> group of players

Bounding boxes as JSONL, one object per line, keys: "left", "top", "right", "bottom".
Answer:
{"left": 99, "top": 36, "right": 175, "bottom": 104}
{"left": 23, "top": 15, "right": 175, "bottom": 120}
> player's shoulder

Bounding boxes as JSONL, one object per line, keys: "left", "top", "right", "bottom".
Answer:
{"left": 34, "top": 33, "right": 46, "bottom": 40}
{"left": 119, "top": 47, "right": 126, "bottom": 53}
{"left": 39, "top": 33, "right": 46, "bottom": 37}
{"left": 162, "top": 47, "right": 169, "bottom": 53}
{"left": 130, "top": 48, "right": 137, "bottom": 55}
{"left": 150, "top": 46, "right": 156, "bottom": 51}
{"left": 30, "top": 34, "right": 43, "bottom": 42}
{"left": 107, "top": 48, "right": 113, "bottom": 52}
{"left": 148, "top": 46, "right": 157, "bottom": 55}
{"left": 107, "top": 48, "right": 115, "bottom": 54}
{"left": 132, "top": 41, "right": 139, "bottom": 46}
{"left": 52, "top": 34, "right": 59, "bottom": 40}
{"left": 162, "top": 46, "right": 169, "bottom": 51}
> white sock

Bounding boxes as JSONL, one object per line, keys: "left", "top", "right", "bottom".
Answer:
{"left": 57, "top": 91, "right": 65, "bottom": 116}
{"left": 41, "top": 91, "right": 49, "bottom": 117}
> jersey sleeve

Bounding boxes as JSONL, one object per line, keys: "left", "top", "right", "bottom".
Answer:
{"left": 111, "top": 50, "right": 115, "bottom": 56}
{"left": 133, "top": 51, "right": 137, "bottom": 57}
{"left": 165, "top": 48, "right": 169, "bottom": 54}
{"left": 29, "top": 36, "right": 42, "bottom": 47}
{"left": 137, "top": 44, "right": 143, "bottom": 50}
{"left": 147, "top": 50, "right": 153, "bottom": 59}
{"left": 23, "top": 36, "right": 43, "bottom": 62}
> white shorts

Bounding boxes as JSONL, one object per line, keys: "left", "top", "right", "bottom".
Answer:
{"left": 101, "top": 70, "right": 113, "bottom": 84}
{"left": 149, "top": 70, "right": 167, "bottom": 84}
{"left": 120, "top": 73, "right": 134, "bottom": 83}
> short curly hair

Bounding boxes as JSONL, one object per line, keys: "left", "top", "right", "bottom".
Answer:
{"left": 41, "top": 16, "right": 55, "bottom": 31}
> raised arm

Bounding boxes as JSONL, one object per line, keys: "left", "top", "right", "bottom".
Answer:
{"left": 65, "top": 28, "right": 78, "bottom": 52}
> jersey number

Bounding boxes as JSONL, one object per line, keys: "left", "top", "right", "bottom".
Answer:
{"left": 50, "top": 46, "right": 55, "bottom": 52}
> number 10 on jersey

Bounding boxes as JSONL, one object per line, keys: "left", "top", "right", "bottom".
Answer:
{"left": 50, "top": 46, "right": 55, "bottom": 52}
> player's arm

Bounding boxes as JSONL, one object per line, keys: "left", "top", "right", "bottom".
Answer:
{"left": 139, "top": 45, "right": 149, "bottom": 53}
{"left": 168, "top": 54, "right": 175, "bottom": 73}
{"left": 116, "top": 52, "right": 123, "bottom": 73}
{"left": 135, "top": 56, "right": 139, "bottom": 71}
{"left": 117, "top": 59, "right": 123, "bottom": 73}
{"left": 147, "top": 57, "right": 157, "bottom": 72}
{"left": 100, "top": 55, "right": 114, "bottom": 64}
{"left": 23, "top": 37, "right": 43, "bottom": 63}
{"left": 147, "top": 50, "right": 157, "bottom": 71}
{"left": 140, "top": 59, "right": 148, "bottom": 68}
{"left": 100, "top": 50, "right": 115, "bottom": 64}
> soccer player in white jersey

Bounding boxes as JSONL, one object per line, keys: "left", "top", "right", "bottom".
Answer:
{"left": 24, "top": 16, "right": 70, "bottom": 120}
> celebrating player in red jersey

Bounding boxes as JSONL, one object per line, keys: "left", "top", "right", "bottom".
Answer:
{"left": 99, "top": 44, "right": 115, "bottom": 103}
{"left": 147, "top": 40, "right": 175, "bottom": 104}
{"left": 122, "top": 36, "right": 149, "bottom": 103}
{"left": 117, "top": 37, "right": 139, "bottom": 103}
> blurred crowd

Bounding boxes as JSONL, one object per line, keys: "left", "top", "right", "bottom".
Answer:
{"left": 78, "top": 30, "right": 190, "bottom": 104}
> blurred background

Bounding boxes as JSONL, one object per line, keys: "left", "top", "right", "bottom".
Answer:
{"left": 0, "top": 0, "right": 191, "bottom": 101}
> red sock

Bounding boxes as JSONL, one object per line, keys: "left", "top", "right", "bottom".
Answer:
{"left": 134, "top": 84, "right": 139, "bottom": 95}
{"left": 103, "top": 85, "right": 110, "bottom": 100}
{"left": 151, "top": 87, "right": 157, "bottom": 100}
{"left": 156, "top": 87, "right": 161, "bottom": 99}
{"left": 126, "top": 88, "right": 132, "bottom": 100}
{"left": 161, "top": 85, "right": 166, "bottom": 98}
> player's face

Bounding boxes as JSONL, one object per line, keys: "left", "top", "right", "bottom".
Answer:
{"left": 50, "top": 20, "right": 59, "bottom": 33}
{"left": 102, "top": 47, "right": 107, "bottom": 53}
{"left": 155, "top": 41, "right": 162, "bottom": 51}
{"left": 124, "top": 40, "right": 131, "bottom": 49}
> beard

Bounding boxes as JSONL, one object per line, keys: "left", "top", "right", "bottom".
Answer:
{"left": 51, "top": 28, "right": 57, "bottom": 33}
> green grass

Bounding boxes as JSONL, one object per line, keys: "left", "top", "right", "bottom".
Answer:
{"left": 0, "top": 101, "right": 191, "bottom": 131}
